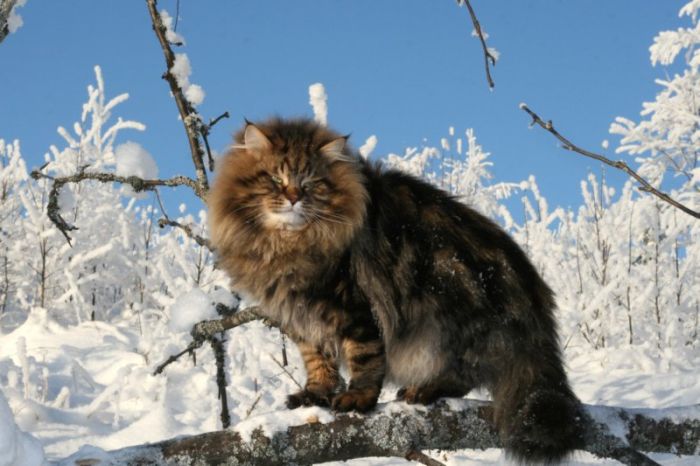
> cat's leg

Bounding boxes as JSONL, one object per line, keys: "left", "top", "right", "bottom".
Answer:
{"left": 396, "top": 372, "right": 472, "bottom": 405}
{"left": 286, "top": 340, "right": 340, "bottom": 409}
{"left": 332, "top": 338, "right": 385, "bottom": 412}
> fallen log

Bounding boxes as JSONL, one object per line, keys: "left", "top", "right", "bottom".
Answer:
{"left": 67, "top": 400, "right": 699, "bottom": 466}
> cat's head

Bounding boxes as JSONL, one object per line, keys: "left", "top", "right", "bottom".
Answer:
{"left": 209, "top": 118, "right": 367, "bottom": 253}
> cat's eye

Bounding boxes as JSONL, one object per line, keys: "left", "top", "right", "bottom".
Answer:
{"left": 270, "top": 175, "right": 283, "bottom": 185}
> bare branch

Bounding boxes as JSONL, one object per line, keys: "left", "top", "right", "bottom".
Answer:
{"left": 269, "top": 353, "right": 303, "bottom": 390}
{"left": 520, "top": 103, "right": 700, "bottom": 220}
{"left": 209, "top": 335, "right": 231, "bottom": 428}
{"left": 190, "top": 306, "right": 273, "bottom": 339}
{"left": 459, "top": 0, "right": 496, "bottom": 89}
{"left": 157, "top": 218, "right": 212, "bottom": 250}
{"left": 201, "top": 111, "right": 230, "bottom": 171}
{"left": 152, "top": 337, "right": 204, "bottom": 375}
{"left": 146, "top": 0, "right": 209, "bottom": 192}
{"left": 154, "top": 308, "right": 269, "bottom": 376}
{"left": 30, "top": 169, "right": 205, "bottom": 244}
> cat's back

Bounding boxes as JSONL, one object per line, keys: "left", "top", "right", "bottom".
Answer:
{"left": 353, "top": 162, "right": 555, "bottom": 341}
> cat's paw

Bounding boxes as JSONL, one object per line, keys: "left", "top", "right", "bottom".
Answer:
{"left": 396, "top": 386, "right": 440, "bottom": 405}
{"left": 286, "top": 389, "right": 331, "bottom": 409}
{"left": 331, "top": 388, "right": 379, "bottom": 413}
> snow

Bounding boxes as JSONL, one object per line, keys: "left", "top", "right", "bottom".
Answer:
{"left": 0, "top": 6, "right": 698, "bottom": 465}
{"left": 168, "top": 288, "right": 218, "bottom": 333}
{"left": 0, "top": 389, "right": 44, "bottom": 466}
{"left": 7, "top": 0, "right": 28, "bottom": 34}
{"left": 184, "top": 83, "right": 205, "bottom": 106}
{"left": 170, "top": 54, "right": 205, "bottom": 106}
{"left": 1, "top": 311, "right": 698, "bottom": 465}
{"left": 159, "top": 9, "right": 184, "bottom": 45}
{"left": 114, "top": 141, "right": 158, "bottom": 198}
{"left": 359, "top": 135, "right": 378, "bottom": 159}
{"left": 309, "top": 82, "right": 328, "bottom": 126}
{"left": 115, "top": 141, "right": 158, "bottom": 180}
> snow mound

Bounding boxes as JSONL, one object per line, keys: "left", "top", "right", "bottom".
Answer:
{"left": 0, "top": 390, "right": 44, "bottom": 466}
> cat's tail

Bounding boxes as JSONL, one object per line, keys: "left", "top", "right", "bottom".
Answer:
{"left": 491, "top": 357, "right": 586, "bottom": 464}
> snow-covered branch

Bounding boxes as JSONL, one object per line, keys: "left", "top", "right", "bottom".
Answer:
{"left": 145, "top": 0, "right": 227, "bottom": 193}
{"left": 0, "top": 0, "right": 24, "bottom": 44}
{"left": 520, "top": 103, "right": 700, "bottom": 220}
{"left": 76, "top": 397, "right": 700, "bottom": 466}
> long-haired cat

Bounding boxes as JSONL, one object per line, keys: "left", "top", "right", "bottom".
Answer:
{"left": 208, "top": 117, "right": 584, "bottom": 464}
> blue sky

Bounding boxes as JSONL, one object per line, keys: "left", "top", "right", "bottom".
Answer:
{"left": 0, "top": 1, "right": 687, "bottom": 217}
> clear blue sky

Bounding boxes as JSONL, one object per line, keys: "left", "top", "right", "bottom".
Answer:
{"left": 0, "top": 1, "right": 687, "bottom": 217}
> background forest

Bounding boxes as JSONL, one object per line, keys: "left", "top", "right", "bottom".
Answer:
{"left": 0, "top": 1, "right": 698, "bottom": 465}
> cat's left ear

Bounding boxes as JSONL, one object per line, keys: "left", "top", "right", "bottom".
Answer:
{"left": 243, "top": 123, "right": 272, "bottom": 152}
{"left": 320, "top": 136, "right": 351, "bottom": 162}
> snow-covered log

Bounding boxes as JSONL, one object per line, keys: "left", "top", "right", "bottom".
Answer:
{"left": 80, "top": 400, "right": 698, "bottom": 466}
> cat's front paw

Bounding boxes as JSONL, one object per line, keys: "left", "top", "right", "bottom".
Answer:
{"left": 331, "top": 388, "right": 379, "bottom": 413}
{"left": 286, "top": 389, "right": 332, "bottom": 409}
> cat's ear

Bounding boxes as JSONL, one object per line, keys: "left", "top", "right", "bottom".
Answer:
{"left": 243, "top": 124, "right": 272, "bottom": 152}
{"left": 320, "top": 136, "right": 352, "bottom": 162}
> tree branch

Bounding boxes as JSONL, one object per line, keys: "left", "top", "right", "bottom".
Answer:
{"left": 520, "top": 103, "right": 700, "bottom": 220}
{"left": 146, "top": 0, "right": 210, "bottom": 193}
{"left": 30, "top": 169, "right": 204, "bottom": 244}
{"left": 209, "top": 335, "right": 231, "bottom": 428}
{"left": 79, "top": 399, "right": 700, "bottom": 465}
{"left": 157, "top": 218, "right": 212, "bottom": 250}
{"left": 147, "top": 311, "right": 700, "bottom": 465}
{"left": 201, "top": 111, "right": 230, "bottom": 171}
{"left": 0, "top": 0, "right": 18, "bottom": 44}
{"left": 459, "top": 0, "right": 496, "bottom": 89}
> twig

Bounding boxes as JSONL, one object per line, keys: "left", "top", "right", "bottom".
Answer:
{"left": 405, "top": 450, "right": 446, "bottom": 466}
{"left": 146, "top": 0, "right": 209, "bottom": 193}
{"left": 201, "top": 111, "right": 230, "bottom": 171}
{"left": 30, "top": 169, "right": 204, "bottom": 244}
{"left": 520, "top": 103, "right": 700, "bottom": 220}
{"left": 152, "top": 188, "right": 211, "bottom": 249}
{"left": 157, "top": 218, "right": 212, "bottom": 250}
{"left": 209, "top": 335, "right": 231, "bottom": 428}
{"left": 245, "top": 393, "right": 263, "bottom": 419}
{"left": 460, "top": 0, "right": 496, "bottom": 89}
{"left": 270, "top": 353, "right": 303, "bottom": 390}
{"left": 152, "top": 337, "right": 205, "bottom": 375}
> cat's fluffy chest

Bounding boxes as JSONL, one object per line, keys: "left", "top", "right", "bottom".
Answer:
{"left": 231, "top": 246, "right": 346, "bottom": 346}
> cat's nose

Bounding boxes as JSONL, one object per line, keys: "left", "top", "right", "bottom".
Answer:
{"left": 284, "top": 187, "right": 300, "bottom": 204}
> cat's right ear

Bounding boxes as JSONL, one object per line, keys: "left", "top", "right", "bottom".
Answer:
{"left": 242, "top": 123, "right": 272, "bottom": 153}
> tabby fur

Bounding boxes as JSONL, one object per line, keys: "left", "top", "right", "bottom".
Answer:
{"left": 208, "top": 117, "right": 584, "bottom": 464}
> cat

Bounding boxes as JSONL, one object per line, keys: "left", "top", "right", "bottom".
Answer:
{"left": 208, "top": 117, "right": 585, "bottom": 464}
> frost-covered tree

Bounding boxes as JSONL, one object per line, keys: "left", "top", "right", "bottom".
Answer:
{"left": 0, "top": 140, "right": 27, "bottom": 319}
{"left": 610, "top": 0, "right": 700, "bottom": 196}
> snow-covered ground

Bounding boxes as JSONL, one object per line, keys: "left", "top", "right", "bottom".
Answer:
{"left": 0, "top": 299, "right": 698, "bottom": 465}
